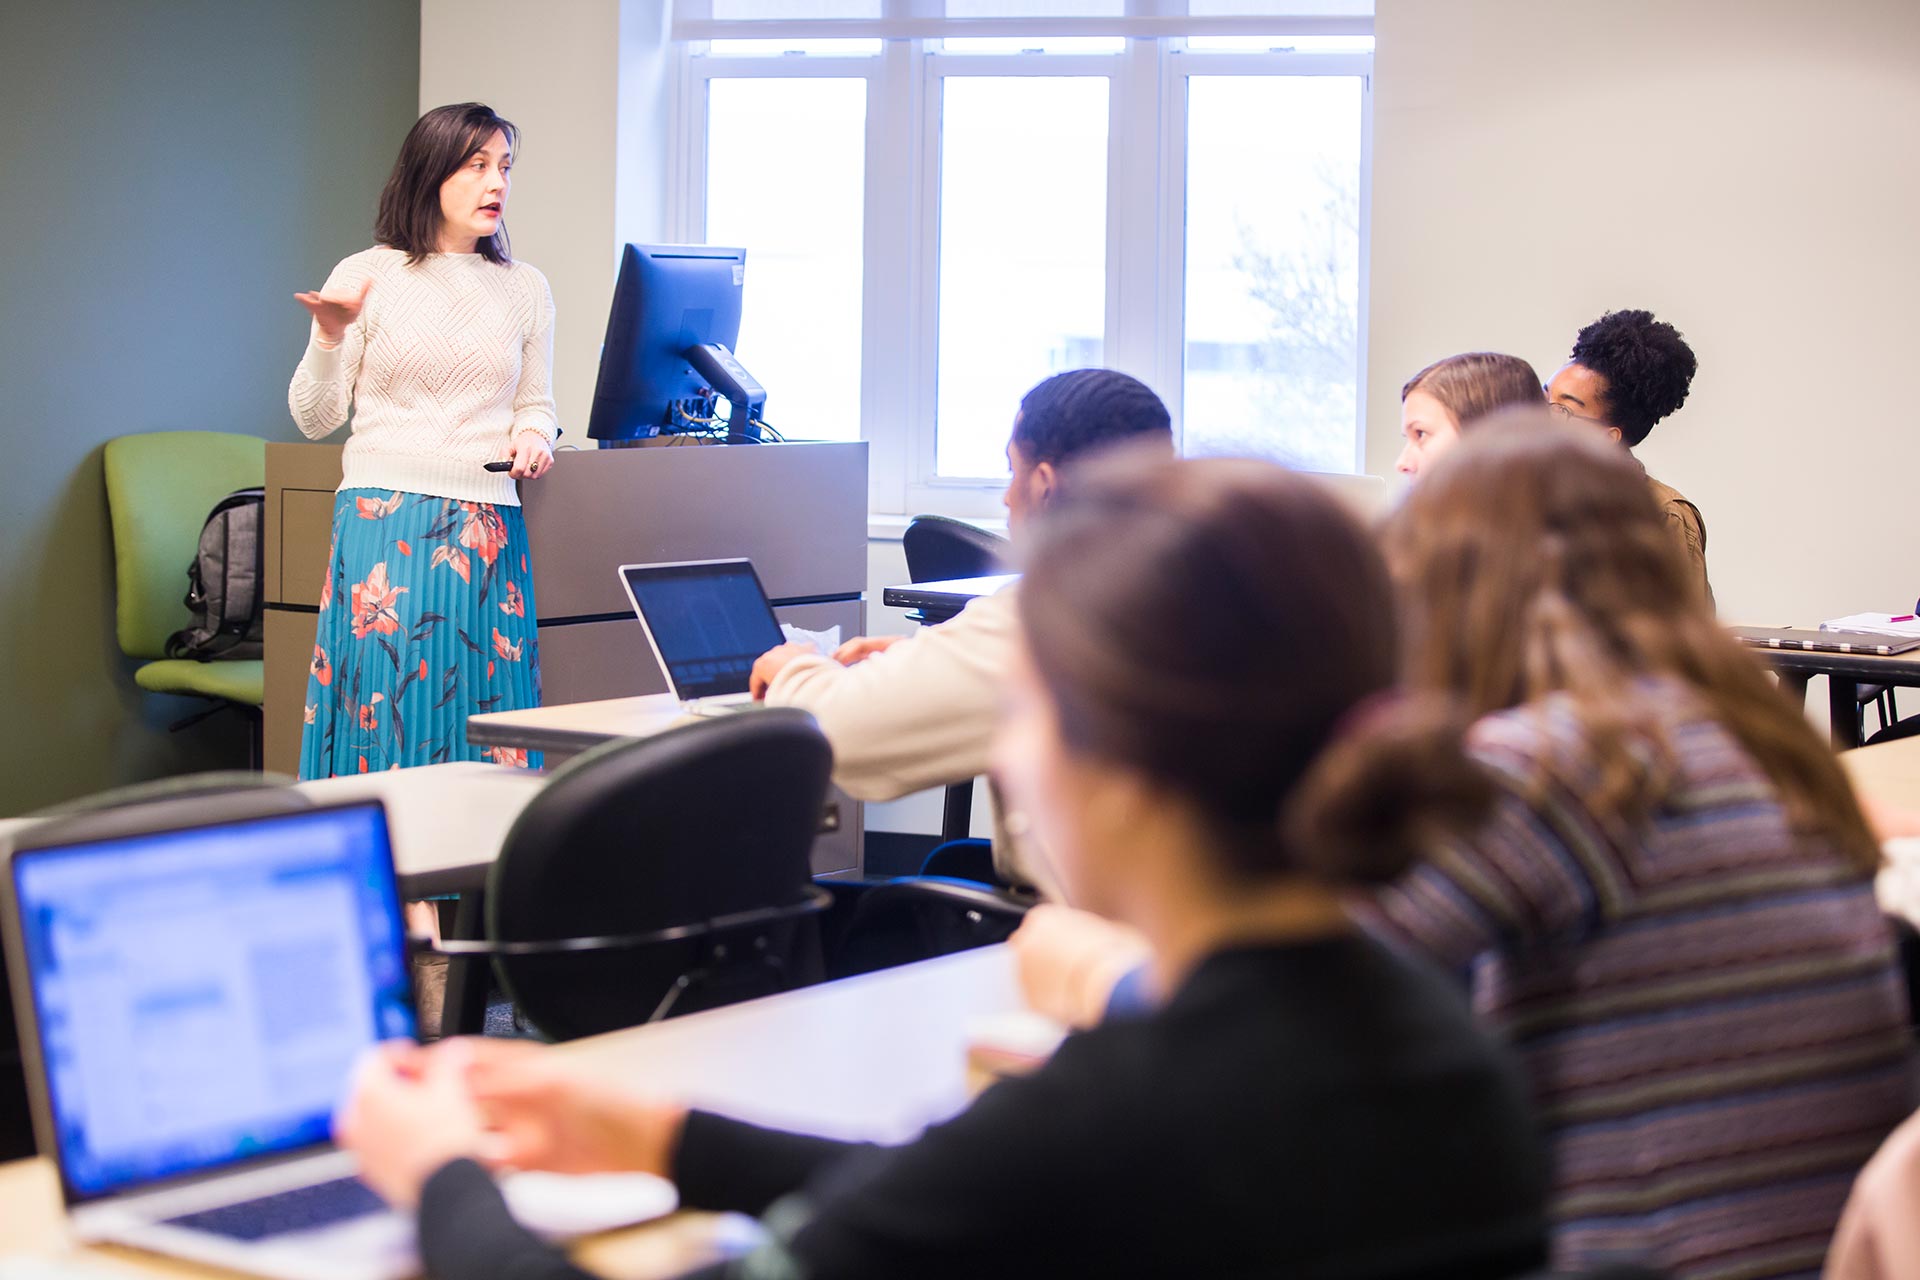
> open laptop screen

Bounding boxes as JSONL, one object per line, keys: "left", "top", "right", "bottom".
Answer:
{"left": 9, "top": 802, "right": 414, "bottom": 1201}
{"left": 621, "top": 560, "right": 786, "bottom": 701}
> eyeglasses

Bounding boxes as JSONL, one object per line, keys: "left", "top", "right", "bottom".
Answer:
{"left": 1545, "top": 401, "right": 1606, "bottom": 426}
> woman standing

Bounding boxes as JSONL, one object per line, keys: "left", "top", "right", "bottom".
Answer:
{"left": 290, "top": 103, "right": 555, "bottom": 778}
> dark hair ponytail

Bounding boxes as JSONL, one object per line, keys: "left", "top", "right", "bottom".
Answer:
{"left": 1282, "top": 695, "right": 1495, "bottom": 885}
{"left": 1020, "top": 451, "right": 1494, "bottom": 889}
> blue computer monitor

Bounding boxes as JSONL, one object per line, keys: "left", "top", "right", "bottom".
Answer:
{"left": 587, "top": 244, "right": 766, "bottom": 442}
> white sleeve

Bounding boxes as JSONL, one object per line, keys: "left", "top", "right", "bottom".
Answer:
{"left": 765, "top": 588, "right": 1019, "bottom": 802}
{"left": 288, "top": 255, "right": 373, "bottom": 440}
{"left": 510, "top": 267, "right": 559, "bottom": 445}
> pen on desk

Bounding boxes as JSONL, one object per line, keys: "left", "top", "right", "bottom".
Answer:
{"left": 1896, "top": 615, "right": 1918, "bottom": 624}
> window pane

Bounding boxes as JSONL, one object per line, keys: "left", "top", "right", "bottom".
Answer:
{"left": 1183, "top": 75, "right": 1362, "bottom": 471}
{"left": 706, "top": 78, "right": 867, "bottom": 442}
{"left": 936, "top": 77, "right": 1108, "bottom": 478}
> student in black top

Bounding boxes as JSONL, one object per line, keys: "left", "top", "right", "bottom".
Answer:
{"left": 335, "top": 450, "right": 1551, "bottom": 1280}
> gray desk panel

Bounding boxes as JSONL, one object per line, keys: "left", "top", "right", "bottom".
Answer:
{"left": 524, "top": 441, "right": 867, "bottom": 619}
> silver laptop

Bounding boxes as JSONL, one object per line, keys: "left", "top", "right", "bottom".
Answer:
{"left": 617, "top": 558, "right": 788, "bottom": 713}
{"left": 2, "top": 800, "right": 420, "bottom": 1280}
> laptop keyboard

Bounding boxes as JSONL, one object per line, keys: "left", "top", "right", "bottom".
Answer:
{"left": 162, "top": 1176, "right": 388, "bottom": 1241}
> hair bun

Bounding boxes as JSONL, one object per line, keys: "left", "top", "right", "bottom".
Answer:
{"left": 1282, "top": 693, "right": 1495, "bottom": 885}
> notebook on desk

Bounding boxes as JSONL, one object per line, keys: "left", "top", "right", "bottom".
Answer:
{"left": 1731, "top": 626, "right": 1920, "bottom": 657}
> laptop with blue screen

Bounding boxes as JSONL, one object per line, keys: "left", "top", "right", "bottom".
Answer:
{"left": 1, "top": 800, "right": 419, "bottom": 1280}
{"left": 618, "top": 558, "right": 788, "bottom": 712}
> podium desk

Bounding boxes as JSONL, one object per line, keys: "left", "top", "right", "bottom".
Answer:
{"left": 0, "top": 946, "right": 1023, "bottom": 1280}
{"left": 263, "top": 440, "right": 869, "bottom": 774}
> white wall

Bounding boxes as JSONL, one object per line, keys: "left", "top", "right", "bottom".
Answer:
{"left": 1368, "top": 0, "right": 1920, "bottom": 628}
{"left": 419, "top": 0, "right": 671, "bottom": 434}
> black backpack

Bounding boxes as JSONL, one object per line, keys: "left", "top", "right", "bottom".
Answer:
{"left": 166, "top": 487, "right": 265, "bottom": 661}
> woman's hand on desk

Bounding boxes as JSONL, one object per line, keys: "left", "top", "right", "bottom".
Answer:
{"left": 463, "top": 1039, "right": 687, "bottom": 1178}
{"left": 1010, "top": 904, "right": 1154, "bottom": 1031}
{"left": 293, "top": 277, "right": 372, "bottom": 345}
{"left": 336, "top": 1040, "right": 488, "bottom": 1208}
{"left": 749, "top": 642, "right": 819, "bottom": 700}
{"left": 833, "top": 634, "right": 905, "bottom": 666}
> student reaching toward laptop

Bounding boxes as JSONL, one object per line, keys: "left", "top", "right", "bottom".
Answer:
{"left": 744, "top": 368, "right": 1175, "bottom": 892}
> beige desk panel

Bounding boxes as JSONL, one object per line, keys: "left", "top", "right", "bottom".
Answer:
{"left": 261, "top": 608, "right": 319, "bottom": 777}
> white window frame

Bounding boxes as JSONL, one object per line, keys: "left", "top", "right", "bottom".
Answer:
{"left": 671, "top": 34, "right": 1372, "bottom": 518}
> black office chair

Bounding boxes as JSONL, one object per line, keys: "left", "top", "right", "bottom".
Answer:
{"left": 2, "top": 776, "right": 309, "bottom": 1161}
{"left": 825, "top": 876, "right": 1035, "bottom": 979}
{"left": 436, "top": 709, "right": 836, "bottom": 1042}
{"left": 902, "top": 513, "right": 1010, "bottom": 587}
{"left": 902, "top": 515, "right": 1011, "bottom": 846}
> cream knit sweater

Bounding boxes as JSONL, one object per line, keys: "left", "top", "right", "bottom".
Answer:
{"left": 288, "top": 247, "right": 559, "bottom": 506}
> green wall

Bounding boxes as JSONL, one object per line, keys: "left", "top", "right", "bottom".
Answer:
{"left": 0, "top": 2, "right": 420, "bottom": 814}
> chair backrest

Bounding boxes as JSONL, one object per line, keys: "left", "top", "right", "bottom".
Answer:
{"left": 902, "top": 514, "right": 1010, "bottom": 585}
{"left": 486, "top": 708, "right": 834, "bottom": 1040}
{"left": 102, "top": 431, "right": 266, "bottom": 660}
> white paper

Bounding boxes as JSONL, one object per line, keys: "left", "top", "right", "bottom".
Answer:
{"left": 780, "top": 623, "right": 842, "bottom": 654}
{"left": 1821, "top": 613, "right": 1920, "bottom": 638}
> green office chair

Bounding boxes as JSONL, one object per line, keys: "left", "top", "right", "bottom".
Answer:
{"left": 103, "top": 431, "right": 267, "bottom": 764}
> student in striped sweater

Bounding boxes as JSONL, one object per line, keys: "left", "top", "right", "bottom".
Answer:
{"left": 1358, "top": 414, "right": 1912, "bottom": 1280}
{"left": 1011, "top": 414, "right": 1913, "bottom": 1279}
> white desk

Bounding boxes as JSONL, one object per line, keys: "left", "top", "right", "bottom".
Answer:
{"left": 467, "top": 694, "right": 689, "bottom": 762}
{"left": 0, "top": 763, "right": 547, "bottom": 900}
{"left": 0, "top": 946, "right": 1025, "bottom": 1279}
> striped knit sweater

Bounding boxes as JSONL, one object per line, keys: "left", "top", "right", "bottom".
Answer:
{"left": 1360, "top": 686, "right": 1914, "bottom": 1280}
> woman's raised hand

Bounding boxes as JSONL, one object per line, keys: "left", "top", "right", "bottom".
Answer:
{"left": 293, "top": 277, "right": 374, "bottom": 345}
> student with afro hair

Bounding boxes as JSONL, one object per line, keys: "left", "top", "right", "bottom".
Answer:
{"left": 1545, "top": 309, "right": 1710, "bottom": 604}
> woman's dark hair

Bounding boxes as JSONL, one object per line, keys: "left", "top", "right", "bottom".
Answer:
{"left": 1401, "top": 352, "right": 1545, "bottom": 429}
{"left": 375, "top": 103, "right": 518, "bottom": 266}
{"left": 1567, "top": 309, "right": 1697, "bottom": 445}
{"left": 1386, "top": 411, "right": 1877, "bottom": 873}
{"left": 1012, "top": 369, "right": 1173, "bottom": 467}
{"left": 1019, "top": 449, "right": 1492, "bottom": 886}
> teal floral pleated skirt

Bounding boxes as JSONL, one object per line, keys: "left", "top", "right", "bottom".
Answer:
{"left": 299, "top": 489, "right": 542, "bottom": 779}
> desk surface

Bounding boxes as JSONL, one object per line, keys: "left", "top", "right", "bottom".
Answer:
{"left": 303, "top": 763, "right": 547, "bottom": 895}
{"left": 1844, "top": 734, "right": 1920, "bottom": 813}
{"left": 0, "top": 764, "right": 546, "bottom": 899}
{"left": 0, "top": 945, "right": 1023, "bottom": 1278}
{"left": 467, "top": 694, "right": 689, "bottom": 756}
{"left": 880, "top": 573, "right": 1018, "bottom": 607}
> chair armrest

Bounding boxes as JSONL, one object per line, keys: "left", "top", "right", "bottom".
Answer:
{"left": 418, "top": 886, "right": 832, "bottom": 958}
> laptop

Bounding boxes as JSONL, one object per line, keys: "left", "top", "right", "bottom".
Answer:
{"left": 1731, "top": 626, "right": 1920, "bottom": 657}
{"left": 618, "top": 558, "right": 788, "bottom": 713}
{"left": 1, "top": 800, "right": 419, "bottom": 1280}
